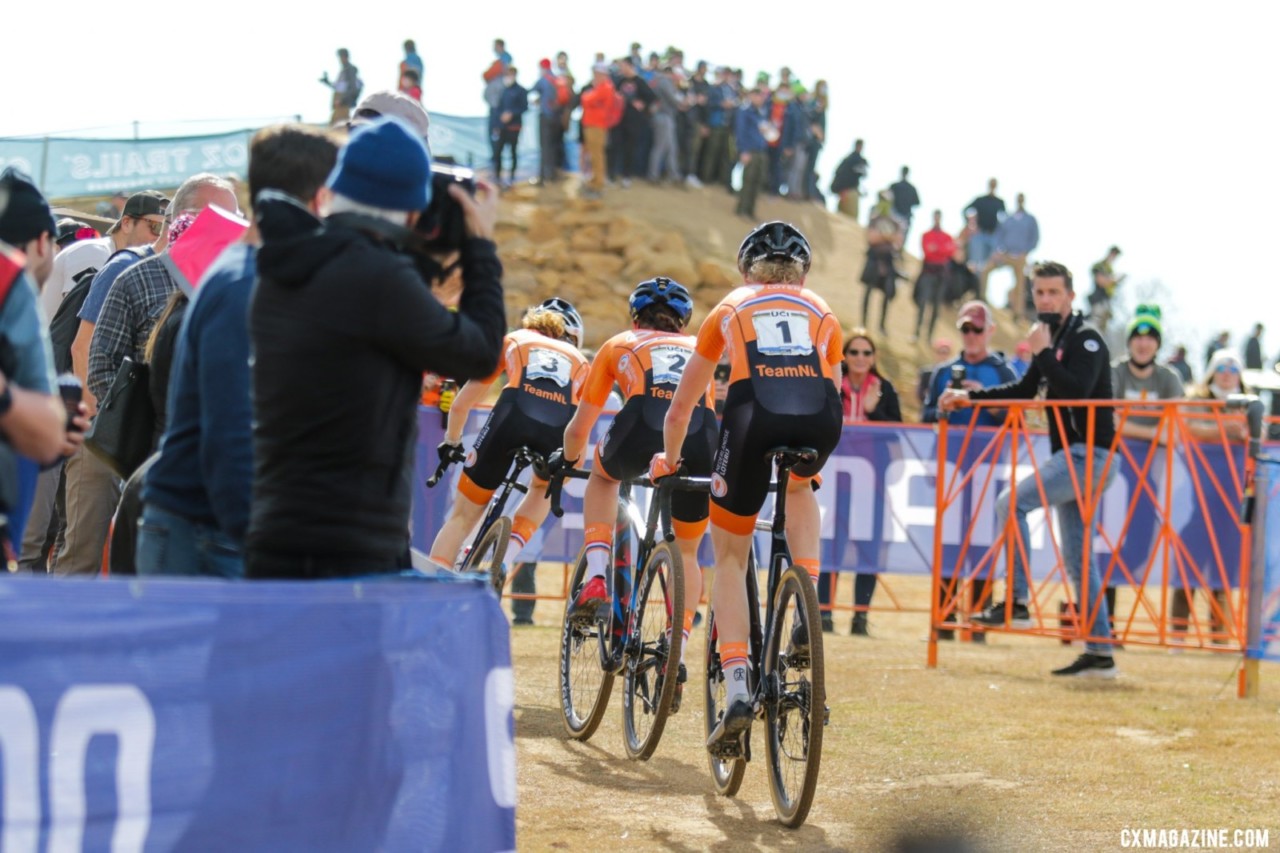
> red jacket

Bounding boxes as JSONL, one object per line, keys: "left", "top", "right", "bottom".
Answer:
{"left": 580, "top": 80, "right": 617, "bottom": 129}
{"left": 921, "top": 227, "right": 957, "bottom": 265}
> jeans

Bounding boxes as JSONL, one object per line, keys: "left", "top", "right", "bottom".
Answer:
{"left": 967, "top": 232, "right": 997, "bottom": 279}
{"left": 648, "top": 112, "right": 679, "bottom": 181}
{"left": 136, "top": 503, "right": 244, "bottom": 579}
{"left": 994, "top": 445, "right": 1115, "bottom": 653}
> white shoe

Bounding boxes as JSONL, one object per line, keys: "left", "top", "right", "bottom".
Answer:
{"left": 685, "top": 174, "right": 704, "bottom": 188}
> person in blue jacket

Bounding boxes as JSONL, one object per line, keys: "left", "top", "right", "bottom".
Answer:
{"left": 921, "top": 300, "right": 1016, "bottom": 427}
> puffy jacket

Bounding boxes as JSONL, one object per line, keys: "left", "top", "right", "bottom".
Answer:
{"left": 580, "top": 79, "right": 618, "bottom": 129}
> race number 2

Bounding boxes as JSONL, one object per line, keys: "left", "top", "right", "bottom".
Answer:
{"left": 752, "top": 311, "right": 814, "bottom": 357}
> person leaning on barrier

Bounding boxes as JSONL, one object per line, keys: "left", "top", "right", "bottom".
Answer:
{"left": 1111, "top": 305, "right": 1183, "bottom": 444}
{"left": 939, "top": 260, "right": 1120, "bottom": 679}
{"left": 246, "top": 116, "right": 505, "bottom": 580}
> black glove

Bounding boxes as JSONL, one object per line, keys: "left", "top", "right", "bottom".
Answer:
{"left": 537, "top": 448, "right": 577, "bottom": 481}
{"left": 437, "top": 440, "right": 466, "bottom": 466}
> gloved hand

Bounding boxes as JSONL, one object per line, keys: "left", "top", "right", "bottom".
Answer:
{"left": 648, "top": 453, "right": 679, "bottom": 481}
{"left": 537, "top": 448, "right": 578, "bottom": 481}
{"left": 437, "top": 440, "right": 466, "bottom": 466}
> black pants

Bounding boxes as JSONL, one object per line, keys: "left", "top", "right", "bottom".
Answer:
{"left": 538, "top": 114, "right": 559, "bottom": 182}
{"left": 511, "top": 561, "right": 537, "bottom": 623}
{"left": 246, "top": 549, "right": 404, "bottom": 580}
{"left": 491, "top": 127, "right": 521, "bottom": 182}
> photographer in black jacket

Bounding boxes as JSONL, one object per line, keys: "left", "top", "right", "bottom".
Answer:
{"left": 939, "top": 260, "right": 1120, "bottom": 678}
{"left": 247, "top": 117, "right": 505, "bottom": 579}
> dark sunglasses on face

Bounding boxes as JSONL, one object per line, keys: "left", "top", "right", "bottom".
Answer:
{"left": 133, "top": 216, "right": 165, "bottom": 237}
{"left": 1217, "top": 365, "right": 1240, "bottom": 375}
{"left": 960, "top": 324, "right": 985, "bottom": 335}
{"left": 846, "top": 348, "right": 873, "bottom": 356}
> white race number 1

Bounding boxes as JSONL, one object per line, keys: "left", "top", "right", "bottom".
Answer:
{"left": 751, "top": 311, "right": 813, "bottom": 357}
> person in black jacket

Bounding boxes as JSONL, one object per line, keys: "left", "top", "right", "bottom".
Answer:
{"left": 939, "top": 260, "right": 1120, "bottom": 679}
{"left": 246, "top": 117, "right": 505, "bottom": 579}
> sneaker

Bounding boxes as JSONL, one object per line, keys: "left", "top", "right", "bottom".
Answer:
{"left": 685, "top": 174, "right": 704, "bottom": 188}
{"left": 972, "top": 600, "right": 1031, "bottom": 628}
{"left": 820, "top": 611, "right": 834, "bottom": 634}
{"left": 851, "top": 612, "right": 869, "bottom": 636}
{"left": 706, "top": 697, "right": 754, "bottom": 752}
{"left": 569, "top": 576, "right": 608, "bottom": 625}
{"left": 1051, "top": 653, "right": 1117, "bottom": 679}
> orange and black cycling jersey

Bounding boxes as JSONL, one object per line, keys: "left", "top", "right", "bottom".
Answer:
{"left": 695, "top": 284, "right": 842, "bottom": 414}
{"left": 582, "top": 329, "right": 714, "bottom": 409}
{"left": 484, "top": 327, "right": 589, "bottom": 407}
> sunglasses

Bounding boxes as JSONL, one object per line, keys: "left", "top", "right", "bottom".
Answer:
{"left": 1216, "top": 365, "right": 1241, "bottom": 375}
{"left": 845, "top": 348, "right": 873, "bottom": 356}
{"left": 960, "top": 324, "right": 985, "bottom": 335}
{"left": 133, "top": 216, "right": 166, "bottom": 237}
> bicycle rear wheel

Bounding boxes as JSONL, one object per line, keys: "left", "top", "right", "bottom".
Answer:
{"left": 462, "top": 516, "right": 512, "bottom": 595}
{"left": 704, "top": 610, "right": 746, "bottom": 796}
{"left": 621, "top": 541, "right": 684, "bottom": 760}
{"left": 558, "top": 545, "right": 614, "bottom": 740}
{"left": 763, "top": 563, "right": 825, "bottom": 827}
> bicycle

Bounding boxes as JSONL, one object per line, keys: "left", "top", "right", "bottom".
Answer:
{"left": 426, "top": 445, "right": 545, "bottom": 595}
{"left": 703, "top": 446, "right": 827, "bottom": 827}
{"left": 548, "top": 464, "right": 710, "bottom": 760}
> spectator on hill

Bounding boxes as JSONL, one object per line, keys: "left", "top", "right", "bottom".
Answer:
{"left": 1244, "top": 323, "right": 1264, "bottom": 370}
{"left": 831, "top": 139, "right": 867, "bottom": 220}
{"left": 1203, "top": 330, "right": 1230, "bottom": 371}
{"left": 916, "top": 338, "right": 953, "bottom": 407}
{"left": 1164, "top": 343, "right": 1193, "bottom": 384}
{"left": 733, "top": 88, "right": 769, "bottom": 220}
{"left": 533, "top": 59, "right": 564, "bottom": 186}
{"left": 831, "top": 327, "right": 900, "bottom": 636}
{"left": 780, "top": 82, "right": 814, "bottom": 199}
{"left": 648, "top": 64, "right": 683, "bottom": 184}
{"left": 860, "top": 191, "right": 903, "bottom": 335}
{"left": 320, "top": 48, "right": 362, "bottom": 126}
{"left": 890, "top": 166, "right": 920, "bottom": 238}
{"left": 578, "top": 64, "right": 617, "bottom": 199}
{"left": 682, "top": 61, "right": 710, "bottom": 188}
{"left": 553, "top": 52, "right": 575, "bottom": 171}
{"left": 948, "top": 211, "right": 980, "bottom": 304}
{"left": 700, "top": 67, "right": 738, "bottom": 189}
{"left": 981, "top": 192, "right": 1039, "bottom": 318}
{"left": 482, "top": 38, "right": 511, "bottom": 124}
{"left": 941, "top": 261, "right": 1119, "bottom": 679}
{"left": 803, "top": 80, "right": 828, "bottom": 202}
{"left": 136, "top": 124, "right": 339, "bottom": 579}
{"left": 401, "top": 39, "right": 423, "bottom": 81}
{"left": 1087, "top": 245, "right": 1124, "bottom": 329}
{"left": 611, "top": 58, "right": 655, "bottom": 187}
{"left": 246, "top": 117, "right": 506, "bottom": 579}
{"left": 914, "top": 209, "right": 955, "bottom": 342}
{"left": 398, "top": 68, "right": 422, "bottom": 103}
{"left": 491, "top": 67, "right": 527, "bottom": 189}
{"left": 963, "top": 178, "right": 1005, "bottom": 279}
{"left": 764, "top": 81, "right": 790, "bottom": 195}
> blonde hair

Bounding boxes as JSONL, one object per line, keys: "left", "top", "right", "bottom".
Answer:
{"left": 522, "top": 306, "right": 568, "bottom": 340}
{"left": 746, "top": 257, "right": 806, "bottom": 285}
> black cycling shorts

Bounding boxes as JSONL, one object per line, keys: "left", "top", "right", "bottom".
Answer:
{"left": 709, "top": 382, "right": 842, "bottom": 531}
{"left": 594, "top": 398, "right": 718, "bottom": 524}
{"left": 464, "top": 388, "right": 570, "bottom": 494}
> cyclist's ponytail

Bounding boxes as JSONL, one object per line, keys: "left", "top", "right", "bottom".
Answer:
{"left": 523, "top": 306, "right": 568, "bottom": 341}
{"left": 635, "top": 304, "right": 684, "bottom": 334}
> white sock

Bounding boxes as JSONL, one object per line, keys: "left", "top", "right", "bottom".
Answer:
{"left": 584, "top": 543, "right": 610, "bottom": 581}
{"left": 725, "top": 663, "right": 751, "bottom": 703}
{"left": 501, "top": 535, "right": 525, "bottom": 567}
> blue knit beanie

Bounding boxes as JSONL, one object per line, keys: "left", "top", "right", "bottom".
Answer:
{"left": 327, "top": 117, "right": 432, "bottom": 212}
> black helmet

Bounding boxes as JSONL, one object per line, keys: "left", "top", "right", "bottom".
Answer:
{"left": 736, "top": 220, "right": 812, "bottom": 276}
{"left": 629, "top": 277, "right": 694, "bottom": 327}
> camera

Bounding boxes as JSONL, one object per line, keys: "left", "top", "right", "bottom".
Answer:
{"left": 414, "top": 162, "right": 476, "bottom": 253}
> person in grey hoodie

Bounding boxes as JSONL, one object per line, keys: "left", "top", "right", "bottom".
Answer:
{"left": 648, "top": 65, "right": 684, "bottom": 183}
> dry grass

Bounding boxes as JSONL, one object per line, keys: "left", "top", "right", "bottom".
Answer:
{"left": 506, "top": 568, "right": 1279, "bottom": 851}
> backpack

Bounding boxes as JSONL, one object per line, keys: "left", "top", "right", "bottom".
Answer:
{"left": 49, "top": 247, "right": 143, "bottom": 375}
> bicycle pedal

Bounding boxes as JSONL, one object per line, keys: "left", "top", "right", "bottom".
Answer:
{"left": 823, "top": 703, "right": 831, "bottom": 726}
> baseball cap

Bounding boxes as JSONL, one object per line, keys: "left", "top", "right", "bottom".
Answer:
{"left": 956, "top": 300, "right": 994, "bottom": 329}
{"left": 351, "top": 90, "right": 431, "bottom": 141}
{"left": 539, "top": 58, "right": 552, "bottom": 70}
{"left": 0, "top": 167, "right": 57, "bottom": 245}
{"left": 107, "top": 190, "right": 170, "bottom": 234}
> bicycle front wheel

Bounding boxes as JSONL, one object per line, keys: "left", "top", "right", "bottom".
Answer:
{"left": 762, "top": 563, "right": 825, "bottom": 827}
{"left": 704, "top": 610, "right": 746, "bottom": 796}
{"left": 621, "top": 541, "right": 684, "bottom": 760}
{"left": 462, "top": 516, "right": 512, "bottom": 595}
{"left": 558, "top": 545, "right": 614, "bottom": 740}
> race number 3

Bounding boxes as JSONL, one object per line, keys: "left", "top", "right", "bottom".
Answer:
{"left": 752, "top": 312, "right": 813, "bottom": 357}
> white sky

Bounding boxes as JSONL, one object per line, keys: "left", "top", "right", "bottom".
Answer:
{"left": 5, "top": 0, "right": 1278, "bottom": 361}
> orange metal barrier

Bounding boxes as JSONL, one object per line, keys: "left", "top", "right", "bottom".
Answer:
{"left": 929, "top": 398, "right": 1263, "bottom": 693}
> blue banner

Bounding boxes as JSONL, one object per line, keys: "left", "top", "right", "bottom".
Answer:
{"left": 1250, "top": 460, "right": 1280, "bottom": 661}
{"left": 0, "top": 575, "right": 515, "bottom": 852}
{"left": 412, "top": 408, "right": 1252, "bottom": 593}
{"left": 1, "top": 113, "right": 571, "bottom": 199}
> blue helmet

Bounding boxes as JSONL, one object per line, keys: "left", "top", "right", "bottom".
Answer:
{"left": 629, "top": 277, "right": 694, "bottom": 328}
{"left": 539, "top": 297, "right": 584, "bottom": 347}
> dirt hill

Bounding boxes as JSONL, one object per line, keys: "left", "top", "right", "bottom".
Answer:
{"left": 495, "top": 177, "right": 1027, "bottom": 420}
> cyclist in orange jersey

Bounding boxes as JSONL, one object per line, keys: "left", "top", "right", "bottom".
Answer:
{"left": 651, "top": 221, "right": 843, "bottom": 751}
{"left": 551, "top": 277, "right": 717, "bottom": 698}
{"left": 428, "top": 298, "right": 588, "bottom": 573}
